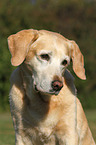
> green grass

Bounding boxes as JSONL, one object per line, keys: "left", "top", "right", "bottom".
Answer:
{"left": 0, "top": 113, "right": 15, "bottom": 145}
{"left": 85, "top": 110, "right": 96, "bottom": 142}
{"left": 0, "top": 110, "right": 96, "bottom": 145}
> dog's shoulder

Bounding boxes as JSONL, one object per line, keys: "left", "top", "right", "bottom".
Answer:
{"left": 9, "top": 67, "right": 25, "bottom": 111}
{"left": 10, "top": 67, "right": 22, "bottom": 85}
{"left": 10, "top": 67, "right": 24, "bottom": 97}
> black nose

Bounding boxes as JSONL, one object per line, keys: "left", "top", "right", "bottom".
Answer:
{"left": 51, "top": 80, "right": 63, "bottom": 92}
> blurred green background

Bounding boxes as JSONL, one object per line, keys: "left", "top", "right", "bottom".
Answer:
{"left": 0, "top": 0, "right": 96, "bottom": 111}
{"left": 0, "top": 0, "right": 96, "bottom": 144}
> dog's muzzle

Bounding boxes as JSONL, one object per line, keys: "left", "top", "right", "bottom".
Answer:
{"left": 34, "top": 80, "right": 63, "bottom": 95}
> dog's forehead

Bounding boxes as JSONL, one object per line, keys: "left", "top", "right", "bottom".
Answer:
{"left": 26, "top": 31, "right": 70, "bottom": 61}
{"left": 33, "top": 32, "right": 69, "bottom": 54}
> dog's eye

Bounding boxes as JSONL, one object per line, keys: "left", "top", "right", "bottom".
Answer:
{"left": 40, "top": 54, "right": 50, "bottom": 61}
{"left": 62, "top": 59, "right": 68, "bottom": 66}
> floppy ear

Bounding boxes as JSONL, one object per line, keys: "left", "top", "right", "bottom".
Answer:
{"left": 8, "top": 29, "right": 38, "bottom": 66}
{"left": 70, "top": 40, "right": 86, "bottom": 80}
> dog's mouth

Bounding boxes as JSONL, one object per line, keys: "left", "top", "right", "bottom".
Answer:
{"left": 34, "top": 85, "right": 60, "bottom": 96}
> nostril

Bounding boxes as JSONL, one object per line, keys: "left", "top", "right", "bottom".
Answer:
{"left": 52, "top": 80, "right": 63, "bottom": 91}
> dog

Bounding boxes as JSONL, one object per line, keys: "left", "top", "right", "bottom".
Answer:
{"left": 8, "top": 29, "right": 95, "bottom": 145}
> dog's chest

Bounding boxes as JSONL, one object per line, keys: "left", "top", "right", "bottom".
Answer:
{"left": 22, "top": 102, "right": 63, "bottom": 144}
{"left": 22, "top": 114, "right": 58, "bottom": 144}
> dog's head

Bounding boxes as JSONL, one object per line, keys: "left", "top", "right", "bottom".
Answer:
{"left": 8, "top": 29, "right": 86, "bottom": 95}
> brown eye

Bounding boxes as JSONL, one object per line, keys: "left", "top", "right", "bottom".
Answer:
{"left": 40, "top": 54, "right": 50, "bottom": 61}
{"left": 62, "top": 59, "right": 68, "bottom": 66}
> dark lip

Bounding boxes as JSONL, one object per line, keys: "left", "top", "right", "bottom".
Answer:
{"left": 34, "top": 85, "right": 60, "bottom": 95}
{"left": 49, "top": 90, "right": 60, "bottom": 95}
{"left": 34, "top": 85, "right": 39, "bottom": 92}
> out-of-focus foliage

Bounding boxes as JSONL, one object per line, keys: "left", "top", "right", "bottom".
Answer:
{"left": 0, "top": 0, "right": 96, "bottom": 110}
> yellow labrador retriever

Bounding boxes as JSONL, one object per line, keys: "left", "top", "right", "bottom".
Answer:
{"left": 8, "top": 29, "right": 95, "bottom": 145}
